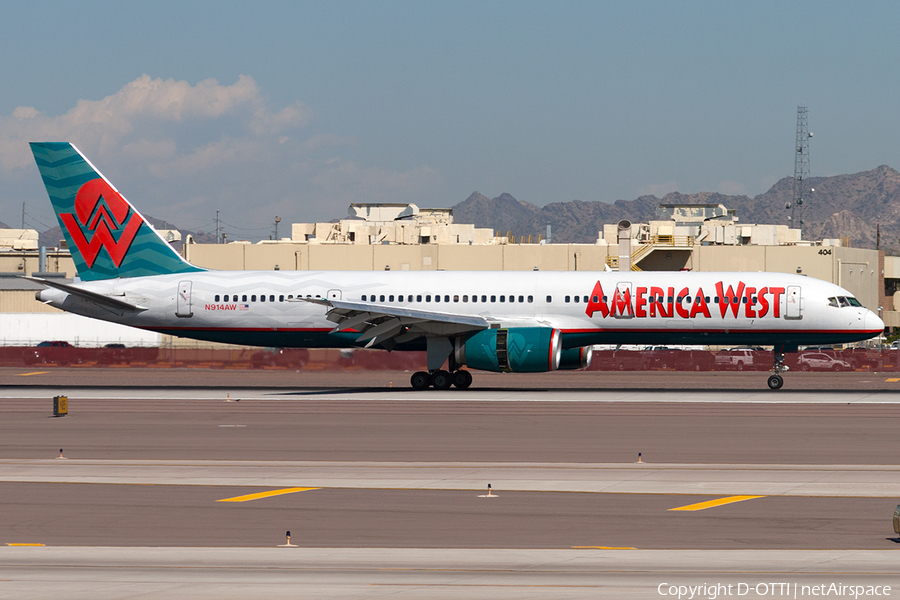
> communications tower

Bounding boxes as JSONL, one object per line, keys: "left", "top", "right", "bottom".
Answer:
{"left": 787, "top": 106, "right": 812, "bottom": 232}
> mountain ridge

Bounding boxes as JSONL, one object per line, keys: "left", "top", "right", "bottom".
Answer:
{"left": 452, "top": 165, "right": 900, "bottom": 251}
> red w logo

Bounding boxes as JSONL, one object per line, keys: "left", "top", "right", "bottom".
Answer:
{"left": 60, "top": 178, "right": 143, "bottom": 268}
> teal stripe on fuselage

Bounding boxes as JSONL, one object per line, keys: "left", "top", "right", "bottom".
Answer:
{"left": 148, "top": 328, "right": 872, "bottom": 351}
{"left": 151, "top": 328, "right": 428, "bottom": 351}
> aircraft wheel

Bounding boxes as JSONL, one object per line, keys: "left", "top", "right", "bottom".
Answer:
{"left": 432, "top": 370, "right": 453, "bottom": 390}
{"left": 452, "top": 370, "right": 473, "bottom": 389}
{"left": 767, "top": 374, "right": 784, "bottom": 390}
{"left": 410, "top": 371, "right": 431, "bottom": 390}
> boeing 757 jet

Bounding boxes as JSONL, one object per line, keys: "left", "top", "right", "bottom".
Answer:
{"left": 27, "top": 142, "right": 884, "bottom": 389}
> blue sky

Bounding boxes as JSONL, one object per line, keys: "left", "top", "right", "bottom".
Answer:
{"left": 1, "top": 1, "right": 897, "bottom": 239}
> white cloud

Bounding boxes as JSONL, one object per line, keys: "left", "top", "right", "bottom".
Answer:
{"left": 148, "top": 137, "right": 267, "bottom": 179}
{"left": 0, "top": 74, "right": 309, "bottom": 171}
{"left": 0, "top": 75, "right": 440, "bottom": 229}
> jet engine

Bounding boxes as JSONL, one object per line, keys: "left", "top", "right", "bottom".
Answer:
{"left": 454, "top": 327, "right": 561, "bottom": 372}
{"left": 558, "top": 346, "right": 593, "bottom": 370}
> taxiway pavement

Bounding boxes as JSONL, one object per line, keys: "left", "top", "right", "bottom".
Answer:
{"left": 2, "top": 369, "right": 899, "bottom": 598}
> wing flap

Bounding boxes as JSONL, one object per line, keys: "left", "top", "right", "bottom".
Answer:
{"left": 296, "top": 297, "right": 491, "bottom": 346}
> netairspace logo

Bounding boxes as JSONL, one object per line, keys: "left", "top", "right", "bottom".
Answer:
{"left": 657, "top": 582, "right": 892, "bottom": 599}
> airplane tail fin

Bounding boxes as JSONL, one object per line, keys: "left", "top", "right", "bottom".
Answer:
{"left": 30, "top": 142, "right": 204, "bottom": 281}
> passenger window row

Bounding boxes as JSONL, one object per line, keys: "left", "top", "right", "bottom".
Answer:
{"left": 360, "top": 294, "right": 543, "bottom": 304}
{"left": 564, "top": 294, "right": 756, "bottom": 305}
{"left": 213, "top": 293, "right": 322, "bottom": 303}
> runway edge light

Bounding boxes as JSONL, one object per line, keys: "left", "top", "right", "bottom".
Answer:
{"left": 478, "top": 483, "right": 498, "bottom": 498}
{"left": 278, "top": 530, "right": 298, "bottom": 548}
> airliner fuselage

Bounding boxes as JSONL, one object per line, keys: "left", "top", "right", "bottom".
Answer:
{"left": 39, "top": 269, "right": 880, "bottom": 349}
{"left": 29, "top": 141, "right": 885, "bottom": 390}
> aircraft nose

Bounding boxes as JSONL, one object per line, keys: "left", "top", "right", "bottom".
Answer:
{"left": 865, "top": 310, "right": 884, "bottom": 333}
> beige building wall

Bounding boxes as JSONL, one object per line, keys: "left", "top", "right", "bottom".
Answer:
{"left": 185, "top": 243, "right": 246, "bottom": 270}
{"left": 0, "top": 290, "right": 62, "bottom": 313}
{"left": 434, "top": 246, "right": 503, "bottom": 271}
{"left": 0, "top": 251, "right": 75, "bottom": 277}
{"left": 693, "top": 245, "right": 880, "bottom": 312}
{"left": 695, "top": 245, "right": 767, "bottom": 272}
{"left": 307, "top": 244, "right": 376, "bottom": 270}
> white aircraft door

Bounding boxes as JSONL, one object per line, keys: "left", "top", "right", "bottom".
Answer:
{"left": 785, "top": 285, "right": 802, "bottom": 319}
{"left": 613, "top": 282, "right": 634, "bottom": 318}
{"left": 176, "top": 281, "right": 193, "bottom": 318}
{"left": 327, "top": 289, "right": 342, "bottom": 301}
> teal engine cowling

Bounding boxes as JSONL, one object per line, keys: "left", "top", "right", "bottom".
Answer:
{"left": 558, "top": 346, "right": 593, "bottom": 370}
{"left": 454, "top": 327, "right": 561, "bottom": 372}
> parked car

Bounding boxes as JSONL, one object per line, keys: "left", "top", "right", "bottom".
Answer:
{"left": 835, "top": 348, "right": 877, "bottom": 370}
{"left": 612, "top": 349, "right": 650, "bottom": 371}
{"left": 640, "top": 347, "right": 711, "bottom": 371}
{"left": 22, "top": 341, "right": 82, "bottom": 366}
{"left": 98, "top": 343, "right": 131, "bottom": 364}
{"left": 797, "top": 352, "right": 851, "bottom": 372}
{"left": 714, "top": 348, "right": 756, "bottom": 371}
{"left": 250, "top": 348, "right": 310, "bottom": 369}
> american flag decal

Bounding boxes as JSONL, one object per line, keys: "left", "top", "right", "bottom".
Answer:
{"left": 239, "top": 304, "right": 249, "bottom": 311}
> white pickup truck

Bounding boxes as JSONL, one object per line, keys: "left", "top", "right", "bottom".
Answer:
{"left": 714, "top": 348, "right": 756, "bottom": 371}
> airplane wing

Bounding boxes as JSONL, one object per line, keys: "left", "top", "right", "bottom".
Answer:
{"left": 295, "top": 297, "right": 495, "bottom": 349}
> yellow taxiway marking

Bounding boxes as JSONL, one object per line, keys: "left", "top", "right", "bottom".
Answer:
{"left": 17, "top": 371, "right": 49, "bottom": 377}
{"left": 217, "top": 487, "right": 318, "bottom": 503}
{"left": 669, "top": 495, "right": 764, "bottom": 511}
{"left": 6, "top": 543, "right": 45, "bottom": 546}
{"left": 572, "top": 546, "right": 636, "bottom": 550}
{"left": 885, "top": 378, "right": 900, "bottom": 382}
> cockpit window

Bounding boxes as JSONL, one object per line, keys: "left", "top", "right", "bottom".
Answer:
{"left": 846, "top": 297, "right": 862, "bottom": 307}
{"left": 837, "top": 296, "right": 850, "bottom": 308}
{"left": 827, "top": 297, "right": 839, "bottom": 308}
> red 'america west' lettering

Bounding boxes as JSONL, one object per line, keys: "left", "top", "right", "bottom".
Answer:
{"left": 585, "top": 281, "right": 786, "bottom": 319}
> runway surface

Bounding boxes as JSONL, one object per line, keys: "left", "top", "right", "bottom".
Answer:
{"left": 2, "top": 368, "right": 899, "bottom": 598}
{"left": 1, "top": 396, "right": 899, "bottom": 464}
{"left": 4, "top": 365, "right": 900, "bottom": 390}
{"left": 3, "top": 547, "right": 898, "bottom": 600}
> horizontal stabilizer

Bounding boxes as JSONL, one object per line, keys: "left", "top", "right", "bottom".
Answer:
{"left": 25, "top": 277, "right": 146, "bottom": 311}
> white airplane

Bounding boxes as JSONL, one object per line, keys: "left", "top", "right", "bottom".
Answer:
{"left": 28, "top": 142, "right": 884, "bottom": 390}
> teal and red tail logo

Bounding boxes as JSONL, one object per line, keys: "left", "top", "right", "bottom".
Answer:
{"left": 60, "top": 178, "right": 144, "bottom": 268}
{"left": 31, "top": 141, "right": 204, "bottom": 280}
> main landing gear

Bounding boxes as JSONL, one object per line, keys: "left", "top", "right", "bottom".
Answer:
{"left": 410, "top": 369, "right": 473, "bottom": 390}
{"left": 767, "top": 348, "right": 789, "bottom": 390}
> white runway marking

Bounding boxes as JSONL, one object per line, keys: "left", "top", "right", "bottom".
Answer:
{"left": 2, "top": 459, "right": 899, "bottom": 497}
{"left": 2, "top": 386, "right": 900, "bottom": 403}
